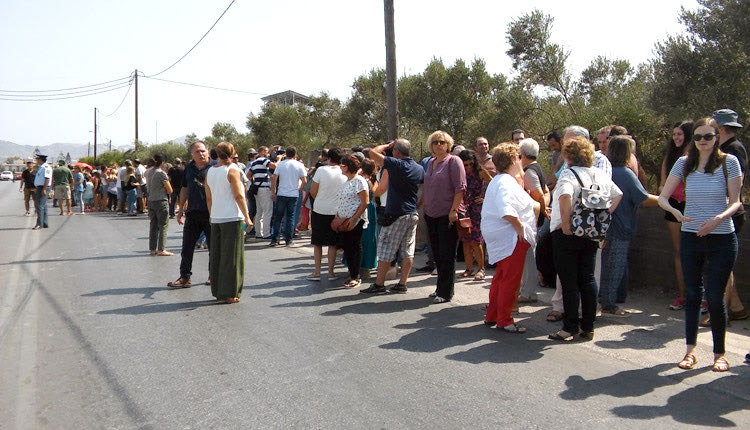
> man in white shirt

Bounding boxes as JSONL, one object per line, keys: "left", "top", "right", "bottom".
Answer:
{"left": 269, "top": 146, "right": 307, "bottom": 246}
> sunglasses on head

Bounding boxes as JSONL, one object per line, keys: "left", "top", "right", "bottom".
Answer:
{"left": 693, "top": 133, "right": 716, "bottom": 142}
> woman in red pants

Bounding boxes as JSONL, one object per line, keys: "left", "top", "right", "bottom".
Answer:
{"left": 481, "top": 142, "right": 540, "bottom": 333}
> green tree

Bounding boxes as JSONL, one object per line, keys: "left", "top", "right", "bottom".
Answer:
{"left": 506, "top": 10, "right": 576, "bottom": 115}
{"left": 339, "top": 69, "right": 388, "bottom": 144}
{"left": 246, "top": 102, "right": 311, "bottom": 153}
{"left": 650, "top": 0, "right": 750, "bottom": 123}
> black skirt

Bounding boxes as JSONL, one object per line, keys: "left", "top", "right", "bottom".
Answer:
{"left": 311, "top": 211, "right": 339, "bottom": 246}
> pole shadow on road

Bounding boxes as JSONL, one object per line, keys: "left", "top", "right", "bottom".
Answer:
{"left": 610, "top": 370, "right": 750, "bottom": 426}
{"left": 97, "top": 300, "right": 224, "bottom": 315}
{"left": 82, "top": 286, "right": 168, "bottom": 299}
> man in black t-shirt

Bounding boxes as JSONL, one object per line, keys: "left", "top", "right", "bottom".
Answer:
{"left": 20, "top": 161, "right": 37, "bottom": 215}
{"left": 167, "top": 158, "right": 185, "bottom": 218}
{"left": 712, "top": 109, "right": 748, "bottom": 323}
{"left": 168, "top": 142, "right": 211, "bottom": 288}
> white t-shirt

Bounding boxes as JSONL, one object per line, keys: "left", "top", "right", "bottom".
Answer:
{"left": 136, "top": 164, "right": 147, "bottom": 185}
{"left": 312, "top": 165, "right": 346, "bottom": 215}
{"left": 116, "top": 166, "right": 127, "bottom": 189}
{"left": 336, "top": 175, "right": 369, "bottom": 229}
{"left": 274, "top": 158, "right": 307, "bottom": 198}
{"left": 481, "top": 173, "right": 537, "bottom": 264}
{"left": 550, "top": 166, "right": 623, "bottom": 232}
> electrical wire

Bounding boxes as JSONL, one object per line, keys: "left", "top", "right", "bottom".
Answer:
{"left": 147, "top": 0, "right": 236, "bottom": 78}
{"left": 143, "top": 76, "right": 266, "bottom": 96}
{"left": 0, "top": 80, "right": 132, "bottom": 98}
{"left": 0, "top": 83, "right": 132, "bottom": 101}
{"left": 0, "top": 75, "right": 131, "bottom": 94}
{"left": 99, "top": 82, "right": 133, "bottom": 117}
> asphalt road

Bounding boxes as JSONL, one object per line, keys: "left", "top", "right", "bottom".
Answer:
{"left": 1, "top": 179, "right": 749, "bottom": 429}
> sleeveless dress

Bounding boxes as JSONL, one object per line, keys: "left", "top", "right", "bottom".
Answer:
{"left": 360, "top": 189, "right": 378, "bottom": 270}
{"left": 461, "top": 171, "right": 484, "bottom": 244}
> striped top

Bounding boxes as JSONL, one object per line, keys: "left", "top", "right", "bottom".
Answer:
{"left": 249, "top": 156, "right": 271, "bottom": 188}
{"left": 669, "top": 155, "right": 741, "bottom": 234}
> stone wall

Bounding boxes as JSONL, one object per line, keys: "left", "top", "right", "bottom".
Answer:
{"left": 629, "top": 205, "right": 749, "bottom": 301}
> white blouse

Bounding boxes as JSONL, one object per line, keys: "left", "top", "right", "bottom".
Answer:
{"left": 336, "top": 175, "right": 369, "bottom": 229}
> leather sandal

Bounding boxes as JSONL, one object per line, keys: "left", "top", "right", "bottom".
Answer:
{"left": 167, "top": 277, "right": 192, "bottom": 288}
{"left": 678, "top": 353, "right": 698, "bottom": 370}
{"left": 712, "top": 356, "right": 729, "bottom": 372}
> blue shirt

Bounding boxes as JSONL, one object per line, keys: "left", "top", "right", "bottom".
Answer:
{"left": 609, "top": 167, "right": 648, "bottom": 240}
{"left": 34, "top": 164, "right": 52, "bottom": 187}
{"left": 383, "top": 156, "right": 424, "bottom": 216}
{"left": 74, "top": 172, "right": 84, "bottom": 192}
{"left": 182, "top": 161, "right": 210, "bottom": 214}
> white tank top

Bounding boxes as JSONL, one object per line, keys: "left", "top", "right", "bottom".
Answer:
{"left": 206, "top": 164, "right": 244, "bottom": 223}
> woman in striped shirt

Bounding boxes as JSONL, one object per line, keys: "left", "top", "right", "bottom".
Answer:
{"left": 659, "top": 117, "right": 743, "bottom": 373}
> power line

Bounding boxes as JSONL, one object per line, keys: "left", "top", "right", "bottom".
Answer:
{"left": 0, "top": 80, "right": 132, "bottom": 98}
{"left": 0, "top": 83, "right": 132, "bottom": 101}
{"left": 143, "top": 76, "right": 266, "bottom": 96}
{"left": 147, "top": 0, "right": 237, "bottom": 78}
{"left": 0, "top": 75, "right": 131, "bottom": 94}
{"left": 99, "top": 82, "right": 133, "bottom": 117}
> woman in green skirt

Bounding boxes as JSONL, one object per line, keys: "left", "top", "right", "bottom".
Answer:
{"left": 205, "top": 142, "right": 252, "bottom": 303}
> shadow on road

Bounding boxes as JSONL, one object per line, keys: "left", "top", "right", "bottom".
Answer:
{"left": 98, "top": 300, "right": 223, "bottom": 315}
{"left": 610, "top": 371, "right": 750, "bottom": 427}
{"left": 377, "top": 304, "right": 550, "bottom": 364}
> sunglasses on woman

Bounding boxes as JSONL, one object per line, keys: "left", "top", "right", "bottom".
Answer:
{"left": 693, "top": 133, "right": 716, "bottom": 142}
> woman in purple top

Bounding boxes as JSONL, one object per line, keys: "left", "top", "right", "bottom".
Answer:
{"left": 422, "top": 130, "right": 467, "bottom": 303}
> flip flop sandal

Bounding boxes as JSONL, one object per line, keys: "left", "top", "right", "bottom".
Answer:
{"left": 344, "top": 279, "right": 361, "bottom": 289}
{"left": 433, "top": 296, "right": 449, "bottom": 304}
{"left": 473, "top": 270, "right": 485, "bottom": 281}
{"left": 548, "top": 330, "right": 574, "bottom": 341}
{"left": 167, "top": 278, "right": 191, "bottom": 288}
{"left": 678, "top": 353, "right": 698, "bottom": 370}
{"left": 499, "top": 324, "right": 527, "bottom": 334}
{"left": 546, "top": 311, "right": 563, "bottom": 322}
{"left": 460, "top": 270, "right": 474, "bottom": 278}
{"left": 429, "top": 292, "right": 438, "bottom": 298}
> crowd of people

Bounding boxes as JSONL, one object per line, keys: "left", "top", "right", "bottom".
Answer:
{"left": 19, "top": 108, "right": 748, "bottom": 372}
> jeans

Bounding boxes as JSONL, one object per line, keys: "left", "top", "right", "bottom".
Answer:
{"left": 126, "top": 188, "right": 137, "bottom": 214}
{"left": 552, "top": 230, "right": 598, "bottom": 334}
{"left": 599, "top": 236, "right": 630, "bottom": 311}
{"left": 681, "top": 232, "right": 737, "bottom": 354}
{"left": 425, "top": 214, "right": 459, "bottom": 300}
{"left": 293, "top": 190, "right": 303, "bottom": 234}
{"left": 35, "top": 186, "right": 48, "bottom": 227}
{"left": 74, "top": 190, "right": 84, "bottom": 213}
{"left": 180, "top": 211, "right": 211, "bottom": 280}
{"left": 271, "top": 195, "right": 297, "bottom": 244}
{"left": 169, "top": 190, "right": 180, "bottom": 217}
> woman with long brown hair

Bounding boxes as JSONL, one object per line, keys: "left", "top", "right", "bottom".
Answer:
{"left": 659, "top": 118, "right": 742, "bottom": 372}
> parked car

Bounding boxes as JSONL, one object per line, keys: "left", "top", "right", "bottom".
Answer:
{"left": 14, "top": 172, "right": 22, "bottom": 180}
{"left": 0, "top": 171, "right": 13, "bottom": 181}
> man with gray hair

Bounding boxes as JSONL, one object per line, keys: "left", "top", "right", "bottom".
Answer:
{"left": 518, "top": 138, "right": 550, "bottom": 303}
{"left": 563, "top": 125, "right": 612, "bottom": 178}
{"left": 363, "top": 138, "right": 424, "bottom": 294}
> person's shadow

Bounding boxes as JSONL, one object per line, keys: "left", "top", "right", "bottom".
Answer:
{"left": 611, "top": 371, "right": 750, "bottom": 427}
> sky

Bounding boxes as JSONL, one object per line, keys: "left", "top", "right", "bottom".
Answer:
{"left": 0, "top": 0, "right": 699, "bottom": 151}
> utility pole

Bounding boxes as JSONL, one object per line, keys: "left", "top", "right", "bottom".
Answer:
{"left": 109, "top": 139, "right": 112, "bottom": 152}
{"left": 384, "top": 0, "right": 398, "bottom": 141}
{"left": 93, "top": 107, "right": 98, "bottom": 162}
{"left": 134, "top": 69, "right": 139, "bottom": 148}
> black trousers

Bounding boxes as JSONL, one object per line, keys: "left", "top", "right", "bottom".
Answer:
{"left": 552, "top": 230, "right": 598, "bottom": 334}
{"left": 339, "top": 220, "right": 365, "bottom": 280}
{"left": 180, "top": 211, "right": 211, "bottom": 280}
{"left": 425, "top": 214, "right": 458, "bottom": 300}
